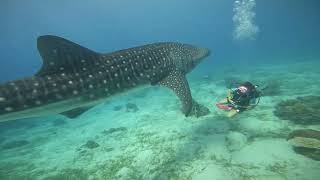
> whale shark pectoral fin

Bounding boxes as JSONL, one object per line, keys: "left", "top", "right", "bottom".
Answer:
{"left": 157, "top": 70, "right": 193, "bottom": 116}
{"left": 36, "top": 35, "right": 101, "bottom": 76}
{"left": 60, "top": 106, "right": 94, "bottom": 119}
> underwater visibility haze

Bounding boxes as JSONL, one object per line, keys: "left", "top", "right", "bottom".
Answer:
{"left": 0, "top": 0, "right": 320, "bottom": 179}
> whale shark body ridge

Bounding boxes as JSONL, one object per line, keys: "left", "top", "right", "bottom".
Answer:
{"left": 0, "top": 35, "right": 210, "bottom": 122}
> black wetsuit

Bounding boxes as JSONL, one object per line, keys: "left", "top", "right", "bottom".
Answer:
{"left": 228, "top": 88, "right": 259, "bottom": 112}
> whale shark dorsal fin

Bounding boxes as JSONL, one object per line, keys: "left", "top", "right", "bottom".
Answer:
{"left": 158, "top": 70, "right": 193, "bottom": 116}
{"left": 36, "top": 35, "right": 101, "bottom": 76}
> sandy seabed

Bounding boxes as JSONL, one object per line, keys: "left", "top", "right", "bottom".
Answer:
{"left": 0, "top": 60, "right": 319, "bottom": 180}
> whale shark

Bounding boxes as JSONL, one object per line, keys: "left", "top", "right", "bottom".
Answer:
{"left": 0, "top": 35, "right": 210, "bottom": 122}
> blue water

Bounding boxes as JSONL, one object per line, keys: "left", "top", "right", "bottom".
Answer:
{"left": 1, "top": 1, "right": 320, "bottom": 179}
{"left": 1, "top": 0, "right": 319, "bottom": 82}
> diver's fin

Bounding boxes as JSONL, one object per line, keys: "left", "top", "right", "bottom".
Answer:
{"left": 157, "top": 70, "right": 193, "bottom": 116}
{"left": 60, "top": 106, "right": 93, "bottom": 119}
{"left": 36, "top": 35, "right": 101, "bottom": 76}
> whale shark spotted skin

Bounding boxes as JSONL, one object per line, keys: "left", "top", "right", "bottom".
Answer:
{"left": 0, "top": 35, "right": 210, "bottom": 122}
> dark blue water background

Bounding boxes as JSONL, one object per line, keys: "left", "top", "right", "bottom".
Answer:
{"left": 0, "top": 0, "right": 319, "bottom": 83}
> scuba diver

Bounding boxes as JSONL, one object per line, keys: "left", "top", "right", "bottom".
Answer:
{"left": 216, "top": 81, "right": 261, "bottom": 117}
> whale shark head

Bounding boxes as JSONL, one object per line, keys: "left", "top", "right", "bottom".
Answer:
{"left": 189, "top": 46, "right": 210, "bottom": 70}
{"left": 171, "top": 43, "right": 210, "bottom": 73}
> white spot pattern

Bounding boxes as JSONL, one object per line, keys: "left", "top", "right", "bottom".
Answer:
{"left": 5, "top": 107, "right": 13, "bottom": 111}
